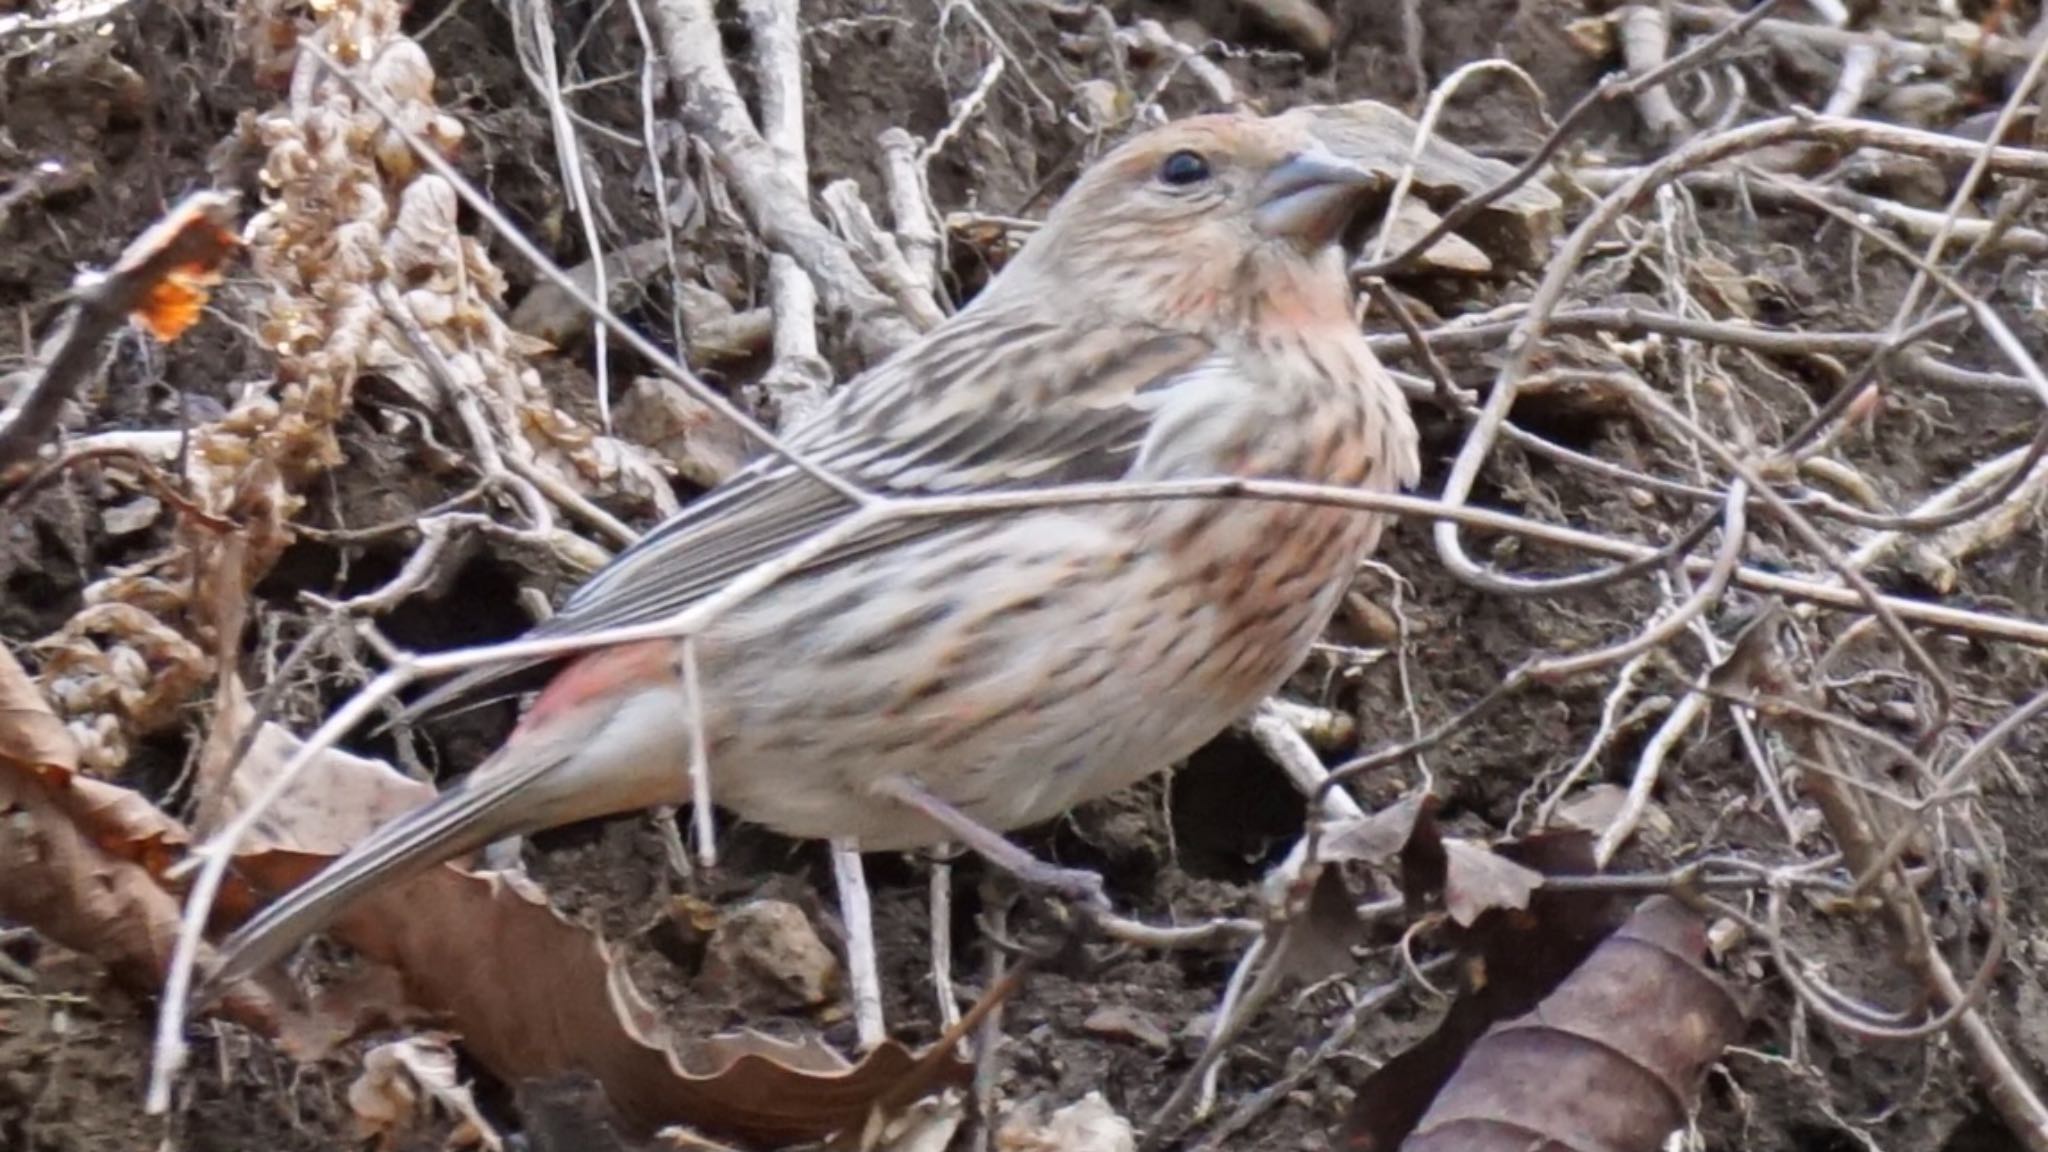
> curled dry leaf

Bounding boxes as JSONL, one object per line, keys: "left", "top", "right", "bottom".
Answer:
{"left": 1438, "top": 840, "right": 1542, "bottom": 928}
{"left": 1315, "top": 793, "right": 1539, "bottom": 925}
{"left": 1273, "top": 864, "right": 1381, "bottom": 985}
{"left": 0, "top": 646, "right": 271, "bottom": 1022}
{"left": 350, "top": 1034, "right": 505, "bottom": 1151}
{"left": 864, "top": 1094, "right": 965, "bottom": 1152}
{"left": 1285, "top": 795, "right": 1557, "bottom": 985}
{"left": 1395, "top": 897, "right": 1744, "bottom": 1152}
{"left": 1341, "top": 828, "right": 1629, "bottom": 1152}
{"left": 196, "top": 674, "right": 434, "bottom": 851}
{"left": 1273, "top": 793, "right": 1430, "bottom": 983}
{"left": 220, "top": 723, "right": 969, "bottom": 1146}
{"left": 1318, "top": 792, "right": 1432, "bottom": 866}
{"left": 232, "top": 855, "right": 968, "bottom": 1145}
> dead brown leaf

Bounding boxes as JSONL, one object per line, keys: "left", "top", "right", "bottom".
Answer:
{"left": 1394, "top": 896, "right": 1743, "bottom": 1152}
{"left": 232, "top": 853, "right": 967, "bottom": 1145}
{"left": 1340, "top": 830, "right": 1628, "bottom": 1152}
{"left": 1439, "top": 840, "right": 1543, "bottom": 928}
{"left": 0, "top": 646, "right": 270, "bottom": 1022}
{"left": 1319, "top": 793, "right": 1432, "bottom": 866}
{"left": 210, "top": 711, "right": 436, "bottom": 854}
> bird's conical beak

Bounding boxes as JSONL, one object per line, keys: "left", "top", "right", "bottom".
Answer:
{"left": 1254, "top": 150, "right": 1378, "bottom": 250}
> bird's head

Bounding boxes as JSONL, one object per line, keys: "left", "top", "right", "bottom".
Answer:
{"left": 995, "top": 114, "right": 1379, "bottom": 333}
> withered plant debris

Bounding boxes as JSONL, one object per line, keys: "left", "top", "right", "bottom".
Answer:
{"left": 0, "top": 646, "right": 272, "bottom": 1022}
{"left": 348, "top": 1033, "right": 505, "bottom": 1151}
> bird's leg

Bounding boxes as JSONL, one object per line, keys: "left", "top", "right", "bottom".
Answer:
{"left": 868, "top": 775, "right": 1110, "bottom": 910}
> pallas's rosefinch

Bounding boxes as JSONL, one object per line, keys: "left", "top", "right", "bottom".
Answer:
{"left": 214, "top": 112, "right": 1421, "bottom": 981}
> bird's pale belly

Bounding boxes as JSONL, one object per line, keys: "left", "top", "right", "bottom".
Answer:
{"left": 678, "top": 503, "right": 1370, "bottom": 850}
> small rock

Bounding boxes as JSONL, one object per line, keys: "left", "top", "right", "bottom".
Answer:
{"left": 697, "top": 899, "right": 839, "bottom": 1012}
{"left": 1072, "top": 79, "right": 1124, "bottom": 131}
{"left": 101, "top": 496, "right": 161, "bottom": 536}
{"left": 1373, "top": 198, "right": 1494, "bottom": 276}
{"left": 997, "top": 1093, "right": 1135, "bottom": 1152}
{"left": 1235, "top": 0, "right": 1333, "bottom": 61}
{"left": 1706, "top": 917, "right": 1745, "bottom": 961}
{"left": 615, "top": 376, "right": 753, "bottom": 488}
{"left": 1879, "top": 81, "right": 1961, "bottom": 129}
{"left": 1081, "top": 1005, "right": 1172, "bottom": 1052}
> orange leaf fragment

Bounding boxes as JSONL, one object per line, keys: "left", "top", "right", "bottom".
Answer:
{"left": 112, "top": 191, "right": 242, "bottom": 342}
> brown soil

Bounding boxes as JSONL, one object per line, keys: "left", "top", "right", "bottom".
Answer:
{"left": 4, "top": 0, "right": 2047, "bottom": 1150}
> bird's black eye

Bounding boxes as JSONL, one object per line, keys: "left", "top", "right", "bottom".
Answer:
{"left": 1158, "top": 149, "right": 1211, "bottom": 187}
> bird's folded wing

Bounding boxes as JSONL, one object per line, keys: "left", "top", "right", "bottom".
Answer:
{"left": 400, "top": 319, "right": 1222, "bottom": 721}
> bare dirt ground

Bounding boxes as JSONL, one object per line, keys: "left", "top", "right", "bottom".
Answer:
{"left": 5, "top": 0, "right": 2048, "bottom": 1150}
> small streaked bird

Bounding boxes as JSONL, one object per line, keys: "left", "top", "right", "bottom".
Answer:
{"left": 213, "top": 111, "right": 1420, "bottom": 982}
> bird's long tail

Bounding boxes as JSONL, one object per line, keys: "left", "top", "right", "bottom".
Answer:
{"left": 208, "top": 643, "right": 695, "bottom": 992}
{"left": 208, "top": 742, "right": 573, "bottom": 989}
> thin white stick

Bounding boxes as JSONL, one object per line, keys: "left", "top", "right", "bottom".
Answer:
{"left": 1363, "top": 57, "right": 1548, "bottom": 268}
{"left": 738, "top": 0, "right": 805, "bottom": 180}
{"left": 679, "top": 637, "right": 716, "bottom": 867}
{"left": 1187, "top": 704, "right": 1364, "bottom": 1120}
{"left": 149, "top": 671, "right": 399, "bottom": 1110}
{"left": 929, "top": 854, "right": 961, "bottom": 1036}
{"left": 514, "top": 0, "right": 612, "bottom": 431}
{"left": 832, "top": 840, "right": 886, "bottom": 1051}
{"left": 1534, "top": 649, "right": 1655, "bottom": 828}
{"left": 1822, "top": 42, "right": 1880, "bottom": 118}
{"left": 650, "top": 0, "right": 922, "bottom": 358}
{"left": 1880, "top": 27, "right": 2048, "bottom": 336}
{"left": 1247, "top": 703, "right": 1364, "bottom": 822}
{"left": 1597, "top": 689, "right": 1706, "bottom": 868}
{"left": 1192, "top": 933, "right": 1267, "bottom": 1120}
{"left": 1619, "top": 6, "right": 1692, "bottom": 140}
{"left": 882, "top": 127, "right": 942, "bottom": 303}
{"left": 917, "top": 56, "right": 1002, "bottom": 168}
{"left": 740, "top": 0, "right": 833, "bottom": 426}
{"left": 623, "top": 0, "right": 689, "bottom": 358}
